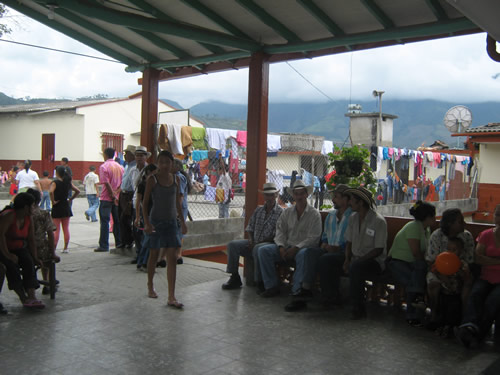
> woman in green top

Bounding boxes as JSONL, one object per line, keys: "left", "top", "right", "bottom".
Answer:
{"left": 388, "top": 201, "right": 436, "bottom": 326}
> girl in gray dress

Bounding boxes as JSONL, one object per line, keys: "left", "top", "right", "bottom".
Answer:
{"left": 143, "top": 151, "right": 187, "bottom": 307}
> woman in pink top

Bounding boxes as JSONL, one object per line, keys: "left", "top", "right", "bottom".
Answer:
{"left": 455, "top": 203, "right": 500, "bottom": 347}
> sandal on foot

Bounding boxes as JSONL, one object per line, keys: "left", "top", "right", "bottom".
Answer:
{"left": 148, "top": 289, "right": 158, "bottom": 299}
{"left": 23, "top": 299, "right": 45, "bottom": 309}
{"left": 167, "top": 300, "right": 183, "bottom": 309}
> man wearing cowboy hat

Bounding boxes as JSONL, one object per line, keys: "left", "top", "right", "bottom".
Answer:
{"left": 285, "top": 184, "right": 352, "bottom": 311}
{"left": 222, "top": 182, "right": 283, "bottom": 290}
{"left": 256, "top": 180, "right": 322, "bottom": 298}
{"left": 117, "top": 145, "right": 138, "bottom": 249}
{"left": 129, "top": 146, "right": 150, "bottom": 264}
{"left": 343, "top": 187, "right": 387, "bottom": 319}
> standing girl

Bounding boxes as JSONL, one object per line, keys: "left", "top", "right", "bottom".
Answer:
{"left": 50, "top": 166, "right": 80, "bottom": 254}
{"left": 143, "top": 151, "right": 187, "bottom": 307}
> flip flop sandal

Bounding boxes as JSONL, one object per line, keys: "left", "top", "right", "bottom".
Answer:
{"left": 148, "top": 289, "right": 158, "bottom": 299}
{"left": 23, "top": 299, "right": 45, "bottom": 309}
{"left": 167, "top": 300, "right": 184, "bottom": 309}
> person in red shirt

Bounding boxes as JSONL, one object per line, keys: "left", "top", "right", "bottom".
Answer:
{"left": 456, "top": 203, "right": 500, "bottom": 347}
{"left": 0, "top": 192, "right": 44, "bottom": 308}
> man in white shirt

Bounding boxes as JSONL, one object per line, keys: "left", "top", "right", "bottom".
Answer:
{"left": 83, "top": 166, "right": 100, "bottom": 222}
{"left": 343, "top": 187, "right": 387, "bottom": 320}
{"left": 255, "top": 180, "right": 322, "bottom": 298}
{"left": 217, "top": 165, "right": 232, "bottom": 218}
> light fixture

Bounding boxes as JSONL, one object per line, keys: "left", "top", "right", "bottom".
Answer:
{"left": 47, "top": 2, "right": 59, "bottom": 20}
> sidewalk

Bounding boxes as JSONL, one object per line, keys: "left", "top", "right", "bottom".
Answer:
{"left": 0, "top": 199, "right": 499, "bottom": 374}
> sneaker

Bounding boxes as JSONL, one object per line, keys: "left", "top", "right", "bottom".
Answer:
{"left": 62, "top": 249, "right": 69, "bottom": 254}
{"left": 84, "top": 212, "right": 90, "bottom": 221}
{"left": 221, "top": 274, "right": 242, "bottom": 290}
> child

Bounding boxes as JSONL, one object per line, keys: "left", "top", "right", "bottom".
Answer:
{"left": 134, "top": 164, "right": 157, "bottom": 272}
{"left": 39, "top": 171, "right": 52, "bottom": 212}
{"left": 27, "top": 189, "right": 60, "bottom": 294}
{"left": 430, "top": 237, "right": 471, "bottom": 337}
{"left": 143, "top": 151, "right": 187, "bottom": 306}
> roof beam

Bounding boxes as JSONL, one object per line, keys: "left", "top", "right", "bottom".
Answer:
{"left": 130, "top": 29, "right": 190, "bottom": 59}
{"left": 1, "top": 0, "right": 139, "bottom": 66}
{"left": 296, "top": 0, "right": 345, "bottom": 36}
{"left": 359, "top": 0, "right": 395, "bottom": 29}
{"left": 425, "top": 0, "right": 448, "bottom": 21}
{"left": 54, "top": 8, "right": 158, "bottom": 62}
{"left": 55, "top": 0, "right": 260, "bottom": 51}
{"left": 265, "top": 17, "right": 476, "bottom": 54}
{"left": 235, "top": 0, "right": 302, "bottom": 43}
{"left": 126, "top": 0, "right": 225, "bottom": 55}
{"left": 126, "top": 51, "right": 251, "bottom": 72}
{"left": 180, "top": 0, "right": 253, "bottom": 40}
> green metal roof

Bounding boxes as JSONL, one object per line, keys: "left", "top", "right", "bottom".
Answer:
{"left": 3, "top": 0, "right": 482, "bottom": 80}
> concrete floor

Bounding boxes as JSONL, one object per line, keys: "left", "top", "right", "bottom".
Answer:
{"left": 0, "top": 199, "right": 499, "bottom": 374}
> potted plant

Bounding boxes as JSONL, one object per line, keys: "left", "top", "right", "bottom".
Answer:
{"left": 326, "top": 144, "right": 377, "bottom": 194}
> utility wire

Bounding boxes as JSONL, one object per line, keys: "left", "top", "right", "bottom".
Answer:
{"left": 0, "top": 38, "right": 122, "bottom": 63}
{"left": 285, "top": 61, "right": 336, "bottom": 102}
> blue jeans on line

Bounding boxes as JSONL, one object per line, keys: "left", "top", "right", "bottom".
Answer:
{"left": 388, "top": 259, "right": 427, "bottom": 320}
{"left": 98, "top": 200, "right": 121, "bottom": 250}
{"left": 85, "top": 194, "right": 99, "bottom": 222}
{"left": 40, "top": 191, "right": 51, "bottom": 211}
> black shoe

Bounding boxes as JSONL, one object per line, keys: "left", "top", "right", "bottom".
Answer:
{"left": 0, "top": 303, "right": 7, "bottom": 315}
{"left": 125, "top": 243, "right": 134, "bottom": 249}
{"left": 260, "top": 286, "right": 280, "bottom": 298}
{"left": 256, "top": 282, "right": 265, "bottom": 295}
{"left": 94, "top": 248, "right": 108, "bottom": 252}
{"left": 177, "top": 257, "right": 183, "bottom": 265}
{"left": 131, "top": 258, "right": 138, "bottom": 265}
{"left": 291, "top": 288, "right": 313, "bottom": 299}
{"left": 42, "top": 286, "right": 50, "bottom": 295}
{"left": 116, "top": 244, "right": 125, "bottom": 249}
{"left": 156, "top": 260, "right": 167, "bottom": 268}
{"left": 222, "top": 274, "right": 242, "bottom": 290}
{"left": 455, "top": 325, "right": 478, "bottom": 348}
{"left": 350, "top": 307, "right": 367, "bottom": 320}
{"left": 285, "top": 300, "right": 307, "bottom": 312}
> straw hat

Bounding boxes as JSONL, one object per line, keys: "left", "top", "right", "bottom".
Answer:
{"left": 124, "top": 145, "right": 136, "bottom": 154}
{"left": 286, "top": 179, "right": 313, "bottom": 196}
{"left": 345, "top": 187, "right": 375, "bottom": 208}
{"left": 328, "top": 183, "right": 349, "bottom": 195}
{"left": 258, "top": 182, "right": 279, "bottom": 194}
{"left": 135, "top": 145, "right": 151, "bottom": 158}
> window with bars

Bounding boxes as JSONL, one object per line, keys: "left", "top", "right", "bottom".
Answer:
{"left": 101, "top": 132, "right": 124, "bottom": 153}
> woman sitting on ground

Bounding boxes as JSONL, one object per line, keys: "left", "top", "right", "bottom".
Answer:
{"left": 27, "top": 188, "right": 60, "bottom": 295}
{"left": 425, "top": 208, "right": 475, "bottom": 329}
{"left": 388, "top": 201, "right": 436, "bottom": 327}
{"left": 456, "top": 203, "right": 500, "bottom": 348}
{"left": 0, "top": 192, "right": 44, "bottom": 308}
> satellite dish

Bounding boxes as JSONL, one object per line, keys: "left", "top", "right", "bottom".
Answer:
{"left": 444, "top": 105, "right": 472, "bottom": 133}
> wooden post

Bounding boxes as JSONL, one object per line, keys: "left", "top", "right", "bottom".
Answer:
{"left": 140, "top": 68, "right": 160, "bottom": 162}
{"left": 245, "top": 52, "right": 269, "bottom": 227}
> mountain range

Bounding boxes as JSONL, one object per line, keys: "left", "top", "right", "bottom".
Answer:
{"left": 1, "top": 93, "right": 499, "bottom": 149}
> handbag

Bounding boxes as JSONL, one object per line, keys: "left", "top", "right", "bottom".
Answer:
{"left": 215, "top": 188, "right": 225, "bottom": 203}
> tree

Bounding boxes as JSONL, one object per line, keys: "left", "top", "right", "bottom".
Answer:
{"left": 0, "top": 4, "right": 12, "bottom": 38}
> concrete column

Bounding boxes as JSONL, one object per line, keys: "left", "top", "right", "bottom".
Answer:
{"left": 245, "top": 52, "right": 269, "bottom": 227}
{"left": 140, "top": 68, "right": 160, "bottom": 162}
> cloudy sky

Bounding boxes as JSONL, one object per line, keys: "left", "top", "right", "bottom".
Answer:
{"left": 1, "top": 8, "right": 499, "bottom": 108}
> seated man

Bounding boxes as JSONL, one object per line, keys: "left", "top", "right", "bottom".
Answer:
{"left": 343, "top": 187, "right": 387, "bottom": 319}
{"left": 285, "top": 184, "right": 352, "bottom": 312}
{"left": 256, "top": 180, "right": 322, "bottom": 297}
{"left": 222, "top": 183, "right": 283, "bottom": 289}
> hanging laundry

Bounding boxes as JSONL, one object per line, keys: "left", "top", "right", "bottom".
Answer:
{"left": 236, "top": 130, "right": 247, "bottom": 147}
{"left": 267, "top": 134, "right": 282, "bottom": 152}
{"left": 167, "top": 124, "right": 184, "bottom": 155}
{"left": 191, "top": 127, "right": 207, "bottom": 150}
{"left": 192, "top": 150, "right": 208, "bottom": 162}
{"left": 180, "top": 126, "right": 193, "bottom": 155}
{"left": 267, "top": 170, "right": 285, "bottom": 193}
{"left": 204, "top": 186, "right": 217, "bottom": 202}
{"left": 321, "top": 140, "right": 334, "bottom": 155}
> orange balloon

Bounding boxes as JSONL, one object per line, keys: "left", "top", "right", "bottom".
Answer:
{"left": 435, "top": 251, "right": 461, "bottom": 275}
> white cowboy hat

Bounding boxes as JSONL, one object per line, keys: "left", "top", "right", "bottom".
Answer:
{"left": 286, "top": 179, "right": 313, "bottom": 196}
{"left": 258, "top": 182, "right": 279, "bottom": 194}
{"left": 135, "top": 145, "right": 152, "bottom": 158}
{"left": 124, "top": 145, "right": 136, "bottom": 154}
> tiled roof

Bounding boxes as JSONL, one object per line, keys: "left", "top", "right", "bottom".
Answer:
{"left": 465, "top": 123, "right": 500, "bottom": 133}
{"left": 0, "top": 99, "right": 121, "bottom": 114}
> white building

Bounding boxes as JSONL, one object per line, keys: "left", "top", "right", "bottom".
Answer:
{"left": 0, "top": 94, "right": 204, "bottom": 179}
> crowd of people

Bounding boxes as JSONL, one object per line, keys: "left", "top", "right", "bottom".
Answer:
{"left": 222, "top": 181, "right": 500, "bottom": 348}
{"left": 0, "top": 153, "right": 498, "bottom": 349}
